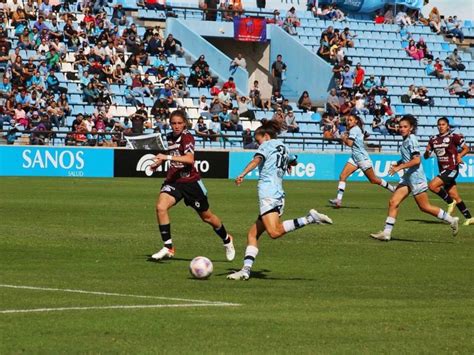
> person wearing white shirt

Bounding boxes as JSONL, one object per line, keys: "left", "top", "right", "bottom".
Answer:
{"left": 198, "top": 95, "right": 211, "bottom": 119}
{"left": 6, "top": 0, "right": 21, "bottom": 13}
{"left": 84, "top": 116, "right": 95, "bottom": 132}
{"left": 218, "top": 88, "right": 232, "bottom": 108}
{"left": 36, "top": 39, "right": 49, "bottom": 54}
{"left": 105, "top": 43, "right": 117, "bottom": 61}
{"left": 230, "top": 53, "right": 246, "bottom": 74}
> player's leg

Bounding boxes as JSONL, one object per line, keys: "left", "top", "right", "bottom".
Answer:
{"left": 364, "top": 167, "right": 395, "bottom": 192}
{"left": 228, "top": 219, "right": 266, "bottom": 280}
{"left": 447, "top": 185, "right": 474, "bottom": 225}
{"left": 371, "top": 185, "right": 410, "bottom": 241}
{"left": 428, "top": 176, "right": 456, "bottom": 214}
{"left": 151, "top": 191, "right": 178, "bottom": 260}
{"left": 413, "top": 192, "right": 459, "bottom": 236}
{"left": 329, "top": 161, "right": 358, "bottom": 207}
{"left": 185, "top": 180, "right": 235, "bottom": 260}
{"left": 262, "top": 209, "right": 333, "bottom": 240}
{"left": 197, "top": 208, "right": 235, "bottom": 261}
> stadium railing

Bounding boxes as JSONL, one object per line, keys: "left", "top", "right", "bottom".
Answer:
{"left": 2, "top": 129, "right": 472, "bottom": 153}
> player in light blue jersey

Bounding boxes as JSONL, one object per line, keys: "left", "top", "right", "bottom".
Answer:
{"left": 371, "top": 115, "right": 459, "bottom": 241}
{"left": 228, "top": 120, "right": 333, "bottom": 281}
{"left": 329, "top": 114, "right": 395, "bottom": 208}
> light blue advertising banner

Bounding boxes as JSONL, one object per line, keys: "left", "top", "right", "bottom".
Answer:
{"left": 229, "top": 152, "right": 335, "bottom": 180}
{"left": 229, "top": 152, "right": 474, "bottom": 182}
{"left": 0, "top": 146, "right": 114, "bottom": 177}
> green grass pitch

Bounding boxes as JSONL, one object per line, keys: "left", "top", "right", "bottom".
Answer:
{"left": 1, "top": 177, "right": 473, "bottom": 353}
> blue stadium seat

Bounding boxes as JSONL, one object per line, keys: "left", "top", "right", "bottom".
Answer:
{"left": 394, "top": 105, "right": 405, "bottom": 115}
{"left": 458, "top": 98, "right": 468, "bottom": 107}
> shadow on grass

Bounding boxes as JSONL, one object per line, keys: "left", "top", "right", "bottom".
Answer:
{"left": 217, "top": 269, "right": 317, "bottom": 281}
{"left": 326, "top": 205, "right": 361, "bottom": 209}
{"left": 405, "top": 219, "right": 445, "bottom": 225}
{"left": 391, "top": 238, "right": 454, "bottom": 244}
{"left": 144, "top": 256, "right": 229, "bottom": 263}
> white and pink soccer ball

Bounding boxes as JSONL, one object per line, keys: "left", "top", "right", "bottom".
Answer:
{"left": 189, "top": 256, "right": 213, "bottom": 279}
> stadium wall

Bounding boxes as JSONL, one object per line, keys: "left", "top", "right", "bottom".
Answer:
{"left": 206, "top": 37, "right": 273, "bottom": 99}
{"left": 166, "top": 18, "right": 249, "bottom": 95}
{"left": 269, "top": 26, "right": 333, "bottom": 104}
{"left": 1, "top": 146, "right": 473, "bottom": 182}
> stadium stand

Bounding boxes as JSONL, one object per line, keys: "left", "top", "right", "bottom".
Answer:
{"left": 0, "top": 0, "right": 472, "bottom": 152}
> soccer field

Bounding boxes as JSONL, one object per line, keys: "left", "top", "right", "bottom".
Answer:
{"left": 1, "top": 177, "right": 473, "bottom": 353}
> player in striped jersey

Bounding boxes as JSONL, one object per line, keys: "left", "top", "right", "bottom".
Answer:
{"left": 149, "top": 110, "right": 235, "bottom": 261}
{"left": 371, "top": 115, "right": 459, "bottom": 241}
{"left": 329, "top": 114, "right": 395, "bottom": 208}
{"left": 228, "top": 120, "right": 333, "bottom": 281}
{"left": 424, "top": 117, "right": 473, "bottom": 226}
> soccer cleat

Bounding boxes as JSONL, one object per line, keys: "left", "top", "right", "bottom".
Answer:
{"left": 151, "top": 246, "right": 175, "bottom": 260}
{"left": 308, "top": 209, "right": 333, "bottom": 225}
{"left": 463, "top": 217, "right": 474, "bottom": 226}
{"left": 450, "top": 217, "right": 459, "bottom": 236}
{"left": 223, "top": 235, "right": 235, "bottom": 261}
{"left": 227, "top": 269, "right": 250, "bottom": 281}
{"left": 329, "top": 199, "right": 341, "bottom": 208}
{"left": 447, "top": 201, "right": 456, "bottom": 216}
{"left": 370, "top": 231, "right": 391, "bottom": 241}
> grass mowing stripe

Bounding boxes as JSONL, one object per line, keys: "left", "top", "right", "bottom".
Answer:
{"left": 0, "top": 284, "right": 237, "bottom": 305}
{"left": 0, "top": 303, "right": 241, "bottom": 314}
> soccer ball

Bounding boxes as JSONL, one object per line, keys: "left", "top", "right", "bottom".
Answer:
{"left": 189, "top": 256, "right": 213, "bottom": 279}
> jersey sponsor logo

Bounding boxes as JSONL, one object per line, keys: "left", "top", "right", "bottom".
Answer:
{"left": 435, "top": 148, "right": 446, "bottom": 157}
{"left": 443, "top": 137, "right": 450, "bottom": 143}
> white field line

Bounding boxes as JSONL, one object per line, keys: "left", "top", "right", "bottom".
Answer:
{"left": 0, "top": 303, "right": 240, "bottom": 314}
{"left": 0, "top": 284, "right": 240, "bottom": 306}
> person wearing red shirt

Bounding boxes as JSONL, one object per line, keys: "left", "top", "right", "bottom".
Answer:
{"left": 353, "top": 62, "right": 365, "bottom": 89}
{"left": 222, "top": 77, "right": 237, "bottom": 98}
{"left": 149, "top": 110, "right": 236, "bottom": 261}
{"left": 424, "top": 117, "right": 473, "bottom": 225}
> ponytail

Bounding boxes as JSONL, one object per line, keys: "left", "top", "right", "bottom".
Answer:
{"left": 255, "top": 119, "right": 281, "bottom": 139}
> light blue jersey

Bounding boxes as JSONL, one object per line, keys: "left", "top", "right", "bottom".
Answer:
{"left": 348, "top": 125, "right": 370, "bottom": 163}
{"left": 255, "top": 139, "right": 289, "bottom": 200}
{"left": 399, "top": 134, "right": 428, "bottom": 194}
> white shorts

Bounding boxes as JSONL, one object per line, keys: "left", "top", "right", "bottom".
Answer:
{"left": 259, "top": 197, "right": 285, "bottom": 217}
{"left": 399, "top": 178, "right": 428, "bottom": 196}
{"left": 348, "top": 157, "right": 373, "bottom": 172}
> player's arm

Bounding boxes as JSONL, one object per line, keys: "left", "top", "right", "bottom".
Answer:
{"left": 423, "top": 142, "right": 433, "bottom": 159}
{"left": 155, "top": 152, "right": 194, "bottom": 165}
{"left": 235, "top": 156, "right": 262, "bottom": 186}
{"left": 459, "top": 144, "right": 470, "bottom": 158}
{"left": 454, "top": 134, "right": 470, "bottom": 163}
{"left": 389, "top": 154, "right": 420, "bottom": 176}
{"left": 458, "top": 143, "right": 470, "bottom": 163}
{"left": 340, "top": 133, "right": 353, "bottom": 147}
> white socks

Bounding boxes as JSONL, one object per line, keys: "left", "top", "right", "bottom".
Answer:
{"left": 383, "top": 217, "right": 396, "bottom": 235}
{"left": 282, "top": 217, "right": 309, "bottom": 233}
{"left": 380, "top": 179, "right": 396, "bottom": 192}
{"left": 336, "top": 181, "right": 346, "bottom": 201}
{"left": 243, "top": 246, "right": 258, "bottom": 271}
{"left": 437, "top": 209, "right": 454, "bottom": 223}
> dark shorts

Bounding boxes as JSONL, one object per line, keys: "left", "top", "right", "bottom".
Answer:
{"left": 161, "top": 180, "right": 209, "bottom": 212}
{"left": 438, "top": 169, "right": 458, "bottom": 188}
